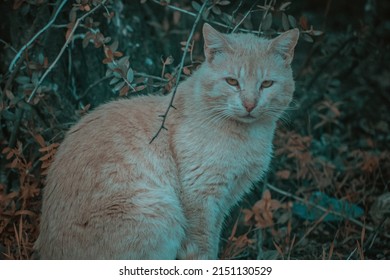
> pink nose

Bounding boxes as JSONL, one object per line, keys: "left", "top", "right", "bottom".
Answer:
{"left": 243, "top": 100, "right": 256, "bottom": 112}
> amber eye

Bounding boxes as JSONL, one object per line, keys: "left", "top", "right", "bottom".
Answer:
{"left": 261, "top": 80, "right": 274, "bottom": 88}
{"left": 225, "top": 78, "right": 239, "bottom": 87}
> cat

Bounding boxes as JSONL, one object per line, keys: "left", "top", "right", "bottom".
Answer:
{"left": 34, "top": 23, "right": 299, "bottom": 259}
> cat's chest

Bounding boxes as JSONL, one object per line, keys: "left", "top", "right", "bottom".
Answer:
{"left": 174, "top": 124, "right": 274, "bottom": 200}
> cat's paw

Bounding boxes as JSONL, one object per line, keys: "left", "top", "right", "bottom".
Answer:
{"left": 177, "top": 242, "right": 217, "bottom": 260}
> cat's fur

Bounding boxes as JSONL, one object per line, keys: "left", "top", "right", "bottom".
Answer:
{"left": 35, "top": 24, "right": 299, "bottom": 259}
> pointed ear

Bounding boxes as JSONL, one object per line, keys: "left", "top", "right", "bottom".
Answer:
{"left": 269, "top": 28, "right": 299, "bottom": 64}
{"left": 203, "top": 23, "right": 230, "bottom": 62}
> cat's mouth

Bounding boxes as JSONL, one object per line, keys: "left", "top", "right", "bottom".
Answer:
{"left": 236, "top": 113, "right": 257, "bottom": 123}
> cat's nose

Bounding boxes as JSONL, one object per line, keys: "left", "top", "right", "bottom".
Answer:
{"left": 242, "top": 100, "right": 256, "bottom": 112}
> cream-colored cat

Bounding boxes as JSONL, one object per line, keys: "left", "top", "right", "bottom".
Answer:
{"left": 35, "top": 24, "right": 298, "bottom": 259}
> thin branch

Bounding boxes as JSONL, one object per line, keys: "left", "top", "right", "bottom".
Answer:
{"left": 0, "top": 38, "right": 18, "bottom": 53}
{"left": 76, "top": 76, "right": 111, "bottom": 102}
{"left": 8, "top": 0, "right": 68, "bottom": 73}
{"left": 258, "top": 0, "right": 275, "bottom": 34}
{"left": 266, "top": 183, "right": 390, "bottom": 239}
{"left": 26, "top": 0, "right": 108, "bottom": 104}
{"left": 135, "top": 72, "right": 169, "bottom": 83}
{"left": 231, "top": 0, "right": 259, "bottom": 33}
{"left": 151, "top": 0, "right": 259, "bottom": 35}
{"left": 149, "top": 0, "right": 209, "bottom": 144}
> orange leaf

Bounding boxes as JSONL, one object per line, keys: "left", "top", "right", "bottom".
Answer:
{"left": 276, "top": 170, "right": 290, "bottom": 179}
{"left": 34, "top": 134, "right": 46, "bottom": 148}
{"left": 39, "top": 153, "right": 52, "bottom": 162}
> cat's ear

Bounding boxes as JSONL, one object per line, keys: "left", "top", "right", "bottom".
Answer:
{"left": 269, "top": 28, "right": 299, "bottom": 64}
{"left": 203, "top": 23, "right": 230, "bottom": 62}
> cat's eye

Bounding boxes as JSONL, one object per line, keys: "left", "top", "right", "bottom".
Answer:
{"left": 261, "top": 80, "right": 274, "bottom": 88}
{"left": 225, "top": 78, "right": 239, "bottom": 87}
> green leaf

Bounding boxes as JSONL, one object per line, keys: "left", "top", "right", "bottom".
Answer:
{"left": 113, "top": 81, "right": 125, "bottom": 91}
{"left": 282, "top": 13, "right": 290, "bottom": 31}
{"left": 126, "top": 68, "right": 134, "bottom": 83}
{"left": 262, "top": 13, "right": 272, "bottom": 31}
{"left": 288, "top": 15, "right": 297, "bottom": 28}
{"left": 292, "top": 192, "right": 364, "bottom": 222}
{"left": 302, "top": 33, "right": 314, "bottom": 43}
{"left": 191, "top": 1, "right": 201, "bottom": 11}
{"left": 109, "top": 77, "right": 120, "bottom": 85}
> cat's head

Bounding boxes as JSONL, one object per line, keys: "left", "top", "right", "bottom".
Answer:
{"left": 198, "top": 23, "right": 299, "bottom": 125}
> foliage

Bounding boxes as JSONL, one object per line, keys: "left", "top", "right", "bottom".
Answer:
{"left": 0, "top": 0, "right": 389, "bottom": 259}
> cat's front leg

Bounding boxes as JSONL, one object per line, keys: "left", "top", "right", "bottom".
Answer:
{"left": 177, "top": 198, "right": 225, "bottom": 259}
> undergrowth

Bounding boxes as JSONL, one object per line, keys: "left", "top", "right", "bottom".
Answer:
{"left": 0, "top": 0, "right": 389, "bottom": 259}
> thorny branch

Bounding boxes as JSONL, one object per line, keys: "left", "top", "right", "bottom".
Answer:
{"left": 149, "top": 0, "right": 210, "bottom": 144}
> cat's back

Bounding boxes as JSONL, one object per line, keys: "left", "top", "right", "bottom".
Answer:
{"left": 36, "top": 94, "right": 185, "bottom": 259}
{"left": 47, "top": 94, "right": 172, "bottom": 193}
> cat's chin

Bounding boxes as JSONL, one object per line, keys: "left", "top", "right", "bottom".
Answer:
{"left": 233, "top": 114, "right": 259, "bottom": 124}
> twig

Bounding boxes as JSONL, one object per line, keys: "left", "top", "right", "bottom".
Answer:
{"left": 26, "top": 0, "right": 108, "bottom": 104}
{"left": 8, "top": 0, "right": 68, "bottom": 73}
{"left": 0, "top": 38, "right": 18, "bottom": 53}
{"left": 258, "top": 0, "right": 275, "bottom": 34}
{"left": 135, "top": 72, "right": 169, "bottom": 83}
{"left": 149, "top": 0, "right": 209, "bottom": 144}
{"left": 76, "top": 76, "right": 111, "bottom": 102}
{"left": 231, "top": 0, "right": 259, "bottom": 33}
{"left": 151, "top": 0, "right": 259, "bottom": 35}
{"left": 266, "top": 183, "right": 390, "bottom": 239}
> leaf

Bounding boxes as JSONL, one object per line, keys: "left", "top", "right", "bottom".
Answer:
{"left": 276, "top": 170, "right": 290, "bottom": 179}
{"left": 262, "top": 13, "right": 273, "bottom": 31}
{"left": 15, "top": 76, "right": 31, "bottom": 84}
{"left": 311, "top": 30, "right": 324, "bottom": 36}
{"left": 117, "top": 56, "right": 130, "bottom": 69}
{"left": 134, "top": 85, "right": 146, "bottom": 92}
{"left": 109, "top": 77, "right": 120, "bottom": 85}
{"left": 212, "top": 5, "right": 221, "bottom": 15}
{"left": 113, "top": 81, "right": 126, "bottom": 91}
{"left": 119, "top": 85, "right": 130, "bottom": 96}
{"left": 191, "top": 1, "right": 201, "bottom": 11}
{"left": 279, "top": 2, "right": 291, "bottom": 11}
{"left": 302, "top": 33, "right": 313, "bottom": 43}
{"left": 218, "top": 1, "right": 231, "bottom": 5}
{"left": 126, "top": 68, "right": 134, "bottom": 83}
{"left": 299, "top": 15, "right": 309, "bottom": 30}
{"left": 2, "top": 147, "right": 11, "bottom": 154}
{"left": 109, "top": 40, "right": 119, "bottom": 52}
{"left": 112, "top": 68, "right": 124, "bottom": 78}
{"left": 39, "top": 153, "right": 52, "bottom": 162}
{"left": 288, "top": 15, "right": 297, "bottom": 28}
{"left": 5, "top": 89, "right": 15, "bottom": 101}
{"left": 34, "top": 134, "right": 46, "bottom": 148}
{"left": 6, "top": 150, "right": 14, "bottom": 160}
{"left": 292, "top": 192, "right": 364, "bottom": 222}
{"left": 164, "top": 55, "right": 174, "bottom": 65}
{"left": 183, "top": 66, "right": 191, "bottom": 75}
{"left": 173, "top": 11, "right": 181, "bottom": 25}
{"left": 281, "top": 13, "right": 290, "bottom": 31}
{"left": 38, "top": 143, "right": 59, "bottom": 153}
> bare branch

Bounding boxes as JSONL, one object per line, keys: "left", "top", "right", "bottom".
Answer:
{"left": 149, "top": 0, "right": 210, "bottom": 144}
{"left": 8, "top": 0, "right": 68, "bottom": 73}
{"left": 26, "top": 0, "right": 108, "bottom": 104}
{"left": 151, "top": 0, "right": 259, "bottom": 35}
